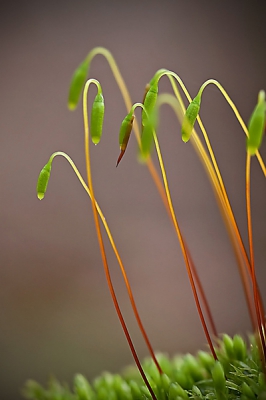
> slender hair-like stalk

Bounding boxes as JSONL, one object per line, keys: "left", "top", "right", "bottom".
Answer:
{"left": 246, "top": 153, "right": 266, "bottom": 367}
{"left": 36, "top": 48, "right": 266, "bottom": 399}
{"left": 82, "top": 79, "right": 158, "bottom": 400}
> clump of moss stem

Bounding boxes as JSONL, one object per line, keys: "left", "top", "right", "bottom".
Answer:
{"left": 27, "top": 47, "right": 266, "bottom": 400}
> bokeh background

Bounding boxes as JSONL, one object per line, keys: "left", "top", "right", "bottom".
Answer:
{"left": 1, "top": 1, "right": 266, "bottom": 399}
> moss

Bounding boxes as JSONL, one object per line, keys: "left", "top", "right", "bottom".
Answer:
{"left": 22, "top": 335, "right": 266, "bottom": 400}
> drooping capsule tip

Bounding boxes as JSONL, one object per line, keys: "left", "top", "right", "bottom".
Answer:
{"left": 258, "top": 90, "right": 265, "bottom": 103}
{"left": 116, "top": 149, "right": 125, "bottom": 167}
{"left": 247, "top": 146, "right": 257, "bottom": 156}
{"left": 181, "top": 120, "right": 192, "bottom": 143}
{"left": 68, "top": 101, "right": 77, "bottom": 111}
{"left": 91, "top": 137, "right": 100, "bottom": 145}
{"left": 36, "top": 161, "right": 52, "bottom": 201}
{"left": 137, "top": 150, "right": 149, "bottom": 164}
{"left": 181, "top": 94, "right": 201, "bottom": 143}
{"left": 37, "top": 192, "right": 45, "bottom": 200}
{"left": 247, "top": 90, "right": 266, "bottom": 155}
{"left": 117, "top": 112, "right": 135, "bottom": 166}
{"left": 90, "top": 92, "right": 105, "bottom": 145}
{"left": 68, "top": 59, "right": 89, "bottom": 111}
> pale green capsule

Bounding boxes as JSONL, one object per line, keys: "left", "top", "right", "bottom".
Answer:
{"left": 246, "top": 90, "right": 266, "bottom": 155}
{"left": 119, "top": 111, "right": 134, "bottom": 149}
{"left": 68, "top": 59, "right": 89, "bottom": 110}
{"left": 181, "top": 93, "right": 201, "bottom": 142}
{"left": 140, "top": 107, "right": 158, "bottom": 161}
{"left": 141, "top": 70, "right": 165, "bottom": 119}
{"left": 142, "top": 82, "right": 158, "bottom": 126}
{"left": 139, "top": 120, "right": 154, "bottom": 161}
{"left": 90, "top": 92, "right": 105, "bottom": 144}
{"left": 116, "top": 112, "right": 135, "bottom": 166}
{"left": 142, "top": 83, "right": 150, "bottom": 105}
{"left": 36, "top": 161, "right": 52, "bottom": 200}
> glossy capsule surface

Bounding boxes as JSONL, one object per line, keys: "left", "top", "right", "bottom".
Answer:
{"left": 181, "top": 95, "right": 201, "bottom": 142}
{"left": 68, "top": 60, "right": 89, "bottom": 110}
{"left": 90, "top": 93, "right": 105, "bottom": 144}
{"left": 37, "top": 162, "right": 52, "bottom": 200}
{"left": 247, "top": 91, "right": 266, "bottom": 155}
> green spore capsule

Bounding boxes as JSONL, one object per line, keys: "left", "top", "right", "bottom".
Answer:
{"left": 246, "top": 90, "right": 266, "bottom": 155}
{"left": 181, "top": 93, "right": 201, "bottom": 143}
{"left": 142, "top": 70, "right": 167, "bottom": 104}
{"left": 90, "top": 92, "right": 105, "bottom": 145}
{"left": 36, "top": 161, "right": 52, "bottom": 200}
{"left": 139, "top": 105, "right": 158, "bottom": 162}
{"left": 68, "top": 59, "right": 89, "bottom": 110}
{"left": 139, "top": 114, "right": 156, "bottom": 162}
{"left": 116, "top": 111, "right": 135, "bottom": 166}
{"left": 142, "top": 82, "right": 158, "bottom": 126}
{"left": 142, "top": 83, "right": 150, "bottom": 104}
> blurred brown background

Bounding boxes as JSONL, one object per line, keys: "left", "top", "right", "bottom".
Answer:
{"left": 1, "top": 1, "right": 266, "bottom": 399}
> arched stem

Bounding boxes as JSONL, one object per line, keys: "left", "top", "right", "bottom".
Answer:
{"left": 84, "top": 47, "right": 173, "bottom": 226}
{"left": 49, "top": 151, "right": 162, "bottom": 374}
{"left": 160, "top": 73, "right": 261, "bottom": 331}
{"left": 82, "top": 79, "right": 157, "bottom": 400}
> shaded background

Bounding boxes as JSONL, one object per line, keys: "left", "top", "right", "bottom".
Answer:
{"left": 1, "top": 1, "right": 266, "bottom": 398}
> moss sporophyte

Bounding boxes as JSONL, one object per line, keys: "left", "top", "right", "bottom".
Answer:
{"left": 25, "top": 47, "right": 266, "bottom": 400}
